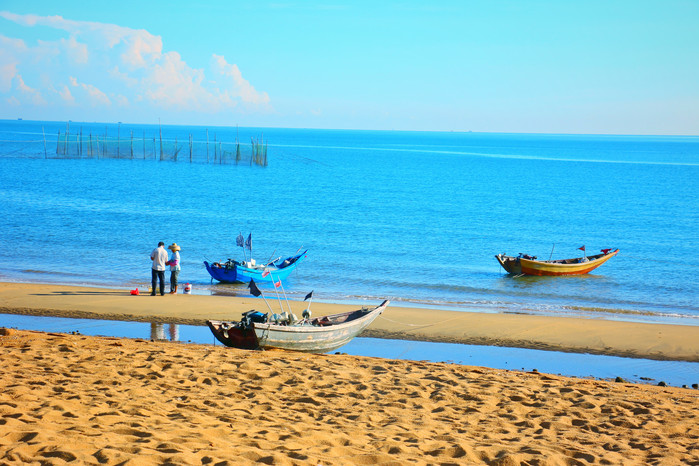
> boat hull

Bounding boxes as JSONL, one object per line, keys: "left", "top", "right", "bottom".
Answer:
{"left": 207, "top": 321, "right": 258, "bottom": 349}
{"left": 207, "top": 300, "right": 389, "bottom": 353}
{"left": 204, "top": 251, "right": 307, "bottom": 283}
{"left": 496, "top": 249, "right": 618, "bottom": 276}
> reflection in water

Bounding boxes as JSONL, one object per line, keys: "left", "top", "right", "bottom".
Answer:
{"left": 150, "top": 323, "right": 180, "bottom": 341}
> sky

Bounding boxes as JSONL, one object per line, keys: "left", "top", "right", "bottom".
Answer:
{"left": 1, "top": 1, "right": 698, "bottom": 135}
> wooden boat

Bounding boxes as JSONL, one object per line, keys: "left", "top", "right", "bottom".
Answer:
{"left": 207, "top": 300, "right": 389, "bottom": 353}
{"left": 204, "top": 250, "right": 307, "bottom": 283}
{"left": 495, "top": 248, "right": 618, "bottom": 276}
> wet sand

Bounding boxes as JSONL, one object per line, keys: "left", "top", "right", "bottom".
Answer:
{"left": 0, "top": 282, "right": 698, "bottom": 362}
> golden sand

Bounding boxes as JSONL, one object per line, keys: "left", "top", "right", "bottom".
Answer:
{"left": 1, "top": 329, "right": 698, "bottom": 465}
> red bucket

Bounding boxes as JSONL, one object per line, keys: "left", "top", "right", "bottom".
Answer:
{"left": 130, "top": 289, "right": 140, "bottom": 295}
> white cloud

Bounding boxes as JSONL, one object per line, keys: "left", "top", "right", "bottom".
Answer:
{"left": 212, "top": 54, "right": 270, "bottom": 105}
{"left": 0, "top": 62, "right": 18, "bottom": 92}
{"left": 59, "top": 85, "right": 75, "bottom": 105}
{"left": 60, "top": 36, "right": 88, "bottom": 64}
{"left": 0, "top": 35, "right": 26, "bottom": 91}
{"left": 0, "top": 11, "right": 161, "bottom": 64}
{"left": 0, "top": 11, "right": 270, "bottom": 119}
{"left": 120, "top": 30, "right": 162, "bottom": 68}
{"left": 15, "top": 74, "right": 46, "bottom": 105}
{"left": 143, "top": 51, "right": 215, "bottom": 110}
{"left": 0, "top": 34, "right": 26, "bottom": 51}
{"left": 108, "top": 66, "right": 138, "bottom": 87}
{"left": 70, "top": 76, "right": 111, "bottom": 106}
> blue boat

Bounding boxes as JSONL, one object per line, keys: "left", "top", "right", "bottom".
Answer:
{"left": 204, "top": 250, "right": 308, "bottom": 284}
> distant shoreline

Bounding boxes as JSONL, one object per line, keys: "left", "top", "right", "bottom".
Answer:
{"left": 1, "top": 281, "right": 697, "bottom": 362}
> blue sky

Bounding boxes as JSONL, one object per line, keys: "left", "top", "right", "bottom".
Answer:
{"left": 1, "top": 1, "right": 698, "bottom": 134}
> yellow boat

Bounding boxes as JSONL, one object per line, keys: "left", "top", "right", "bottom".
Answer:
{"left": 495, "top": 248, "right": 618, "bottom": 276}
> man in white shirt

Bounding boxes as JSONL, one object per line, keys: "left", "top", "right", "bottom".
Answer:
{"left": 150, "top": 242, "right": 168, "bottom": 296}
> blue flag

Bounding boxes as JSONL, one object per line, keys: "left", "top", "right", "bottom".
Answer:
{"left": 245, "top": 233, "right": 252, "bottom": 250}
{"left": 236, "top": 233, "right": 244, "bottom": 248}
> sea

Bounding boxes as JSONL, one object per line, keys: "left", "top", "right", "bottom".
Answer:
{"left": 1, "top": 119, "right": 698, "bottom": 327}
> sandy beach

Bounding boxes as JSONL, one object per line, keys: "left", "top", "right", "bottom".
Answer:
{"left": 1, "top": 282, "right": 699, "bottom": 464}
{"left": 1, "top": 327, "right": 698, "bottom": 465}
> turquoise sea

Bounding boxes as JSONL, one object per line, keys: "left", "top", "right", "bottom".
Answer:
{"left": 1, "top": 119, "right": 698, "bottom": 326}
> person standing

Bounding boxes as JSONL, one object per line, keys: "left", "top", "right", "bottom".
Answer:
{"left": 167, "top": 243, "right": 181, "bottom": 294}
{"left": 150, "top": 241, "right": 168, "bottom": 296}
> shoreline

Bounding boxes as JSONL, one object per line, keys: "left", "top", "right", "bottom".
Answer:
{"left": 1, "top": 281, "right": 698, "bottom": 362}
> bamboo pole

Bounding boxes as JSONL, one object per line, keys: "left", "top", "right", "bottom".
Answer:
{"left": 189, "top": 134, "right": 192, "bottom": 162}
{"left": 130, "top": 130, "right": 134, "bottom": 159}
{"left": 42, "top": 126, "right": 47, "bottom": 158}
{"left": 159, "top": 119, "right": 163, "bottom": 161}
{"left": 117, "top": 123, "right": 120, "bottom": 158}
{"left": 143, "top": 131, "right": 146, "bottom": 159}
{"left": 206, "top": 129, "right": 209, "bottom": 163}
{"left": 56, "top": 131, "right": 60, "bottom": 155}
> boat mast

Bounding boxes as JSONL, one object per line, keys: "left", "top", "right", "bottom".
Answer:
{"left": 238, "top": 232, "right": 249, "bottom": 264}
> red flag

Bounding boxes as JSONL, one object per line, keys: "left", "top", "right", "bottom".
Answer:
{"left": 261, "top": 268, "right": 270, "bottom": 278}
{"left": 274, "top": 280, "right": 281, "bottom": 288}
{"left": 578, "top": 245, "right": 585, "bottom": 251}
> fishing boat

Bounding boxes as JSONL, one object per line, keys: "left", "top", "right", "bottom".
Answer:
{"left": 205, "top": 232, "right": 307, "bottom": 283}
{"left": 495, "top": 248, "right": 619, "bottom": 276}
{"left": 204, "top": 250, "right": 307, "bottom": 283}
{"left": 207, "top": 300, "right": 389, "bottom": 353}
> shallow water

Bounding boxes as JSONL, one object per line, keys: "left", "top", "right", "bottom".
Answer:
{"left": 3, "top": 313, "right": 697, "bottom": 388}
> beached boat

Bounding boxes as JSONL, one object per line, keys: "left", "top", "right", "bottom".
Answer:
{"left": 495, "top": 248, "right": 619, "bottom": 276}
{"left": 204, "top": 250, "right": 307, "bottom": 283}
{"left": 207, "top": 300, "right": 389, "bottom": 353}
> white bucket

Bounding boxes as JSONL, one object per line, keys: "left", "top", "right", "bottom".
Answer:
{"left": 183, "top": 283, "right": 192, "bottom": 294}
